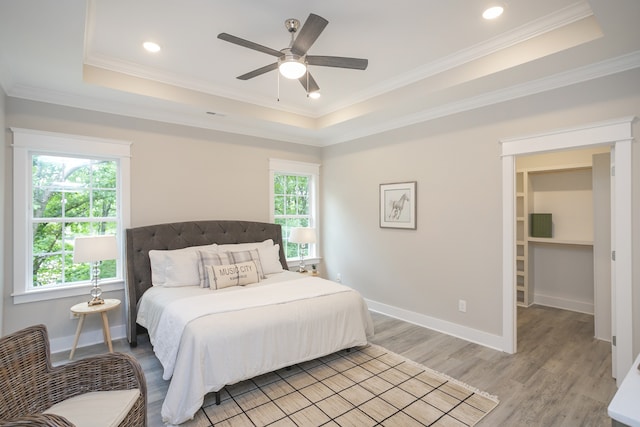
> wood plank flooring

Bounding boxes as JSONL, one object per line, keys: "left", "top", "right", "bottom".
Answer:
{"left": 53, "top": 305, "right": 618, "bottom": 426}
{"left": 369, "top": 306, "right": 617, "bottom": 426}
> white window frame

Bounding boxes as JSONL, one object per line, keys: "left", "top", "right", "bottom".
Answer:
{"left": 269, "top": 159, "right": 320, "bottom": 265}
{"left": 12, "top": 128, "right": 131, "bottom": 304}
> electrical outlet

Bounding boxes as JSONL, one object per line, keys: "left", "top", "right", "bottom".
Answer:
{"left": 458, "top": 299, "right": 467, "bottom": 313}
{"left": 336, "top": 273, "right": 342, "bottom": 283}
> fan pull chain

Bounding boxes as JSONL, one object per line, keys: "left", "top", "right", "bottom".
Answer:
{"left": 277, "top": 71, "right": 280, "bottom": 102}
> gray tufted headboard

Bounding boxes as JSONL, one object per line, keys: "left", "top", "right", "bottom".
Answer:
{"left": 125, "top": 220, "right": 288, "bottom": 346}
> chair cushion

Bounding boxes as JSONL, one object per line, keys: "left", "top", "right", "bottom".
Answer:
{"left": 43, "top": 389, "right": 140, "bottom": 427}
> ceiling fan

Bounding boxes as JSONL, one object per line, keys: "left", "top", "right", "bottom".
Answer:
{"left": 217, "top": 13, "right": 368, "bottom": 98}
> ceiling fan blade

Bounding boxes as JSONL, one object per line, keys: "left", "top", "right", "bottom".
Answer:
{"left": 306, "top": 56, "right": 368, "bottom": 70}
{"left": 298, "top": 72, "right": 320, "bottom": 93}
{"left": 218, "top": 33, "right": 282, "bottom": 57}
{"left": 291, "top": 13, "right": 328, "bottom": 56}
{"left": 237, "top": 63, "right": 278, "bottom": 80}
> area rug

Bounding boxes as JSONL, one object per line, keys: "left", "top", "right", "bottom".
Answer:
{"left": 189, "top": 344, "right": 499, "bottom": 426}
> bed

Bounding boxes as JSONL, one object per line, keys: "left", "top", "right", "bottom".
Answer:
{"left": 125, "top": 220, "right": 374, "bottom": 425}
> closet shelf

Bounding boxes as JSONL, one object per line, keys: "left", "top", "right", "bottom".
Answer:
{"left": 515, "top": 170, "right": 531, "bottom": 307}
{"left": 528, "top": 237, "right": 593, "bottom": 246}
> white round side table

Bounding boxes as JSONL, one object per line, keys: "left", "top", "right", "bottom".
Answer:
{"left": 69, "top": 298, "right": 120, "bottom": 360}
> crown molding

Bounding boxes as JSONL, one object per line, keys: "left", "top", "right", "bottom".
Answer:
{"left": 315, "top": 1, "right": 595, "bottom": 116}
{"left": 82, "top": 2, "right": 594, "bottom": 121}
{"left": 7, "top": 49, "right": 638, "bottom": 148}
{"left": 322, "top": 50, "right": 640, "bottom": 145}
{"left": 83, "top": 54, "right": 316, "bottom": 118}
{"left": 5, "top": 83, "right": 321, "bottom": 146}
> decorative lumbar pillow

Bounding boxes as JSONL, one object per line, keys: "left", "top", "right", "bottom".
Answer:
{"left": 227, "top": 249, "right": 266, "bottom": 279}
{"left": 149, "top": 244, "right": 217, "bottom": 287}
{"left": 258, "top": 243, "right": 284, "bottom": 275}
{"left": 206, "top": 261, "right": 260, "bottom": 289}
{"left": 197, "top": 249, "right": 231, "bottom": 288}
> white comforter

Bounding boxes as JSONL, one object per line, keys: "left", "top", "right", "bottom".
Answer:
{"left": 137, "top": 272, "right": 374, "bottom": 425}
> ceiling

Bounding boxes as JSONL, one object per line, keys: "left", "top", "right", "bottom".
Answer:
{"left": 1, "top": 0, "right": 639, "bottom": 146}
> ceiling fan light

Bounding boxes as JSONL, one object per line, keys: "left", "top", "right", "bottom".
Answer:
{"left": 279, "top": 59, "right": 307, "bottom": 79}
{"left": 308, "top": 91, "right": 321, "bottom": 99}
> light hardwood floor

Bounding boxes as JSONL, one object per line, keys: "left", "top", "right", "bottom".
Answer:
{"left": 54, "top": 305, "right": 617, "bottom": 426}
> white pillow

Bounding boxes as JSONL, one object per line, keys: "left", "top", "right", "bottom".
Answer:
{"left": 149, "top": 244, "right": 217, "bottom": 287}
{"left": 217, "top": 239, "right": 274, "bottom": 252}
{"left": 258, "top": 243, "right": 284, "bottom": 275}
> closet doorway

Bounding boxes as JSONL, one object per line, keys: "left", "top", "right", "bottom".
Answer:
{"left": 514, "top": 147, "right": 611, "bottom": 369}
{"left": 500, "top": 117, "right": 634, "bottom": 386}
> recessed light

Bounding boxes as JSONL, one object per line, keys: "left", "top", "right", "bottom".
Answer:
{"left": 483, "top": 5, "right": 504, "bottom": 20}
{"left": 143, "top": 41, "right": 161, "bottom": 53}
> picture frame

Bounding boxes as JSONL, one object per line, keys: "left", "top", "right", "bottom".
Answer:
{"left": 379, "top": 181, "right": 416, "bottom": 229}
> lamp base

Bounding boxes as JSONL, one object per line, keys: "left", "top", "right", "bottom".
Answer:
{"left": 87, "top": 261, "right": 104, "bottom": 307}
{"left": 297, "top": 257, "right": 308, "bottom": 273}
{"left": 89, "top": 278, "right": 104, "bottom": 306}
{"left": 88, "top": 296, "right": 105, "bottom": 306}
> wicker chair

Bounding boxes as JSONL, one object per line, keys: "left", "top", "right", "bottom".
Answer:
{"left": 0, "top": 324, "right": 146, "bottom": 427}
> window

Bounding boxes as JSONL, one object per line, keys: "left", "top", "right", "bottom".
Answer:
{"left": 32, "top": 155, "right": 118, "bottom": 287}
{"left": 12, "top": 128, "right": 131, "bottom": 303}
{"left": 269, "top": 159, "right": 319, "bottom": 261}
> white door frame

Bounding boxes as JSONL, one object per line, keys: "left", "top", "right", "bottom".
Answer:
{"left": 500, "top": 116, "right": 635, "bottom": 385}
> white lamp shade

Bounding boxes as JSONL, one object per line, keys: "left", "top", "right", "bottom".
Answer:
{"left": 73, "top": 235, "right": 118, "bottom": 263}
{"left": 279, "top": 60, "right": 307, "bottom": 79}
{"left": 288, "top": 227, "right": 316, "bottom": 244}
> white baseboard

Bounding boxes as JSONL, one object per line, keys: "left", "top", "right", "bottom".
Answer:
{"left": 365, "top": 299, "right": 505, "bottom": 352}
{"left": 533, "top": 293, "right": 594, "bottom": 314}
{"left": 49, "top": 325, "right": 127, "bottom": 355}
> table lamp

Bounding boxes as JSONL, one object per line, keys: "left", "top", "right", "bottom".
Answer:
{"left": 288, "top": 227, "right": 316, "bottom": 273}
{"left": 73, "top": 235, "right": 117, "bottom": 306}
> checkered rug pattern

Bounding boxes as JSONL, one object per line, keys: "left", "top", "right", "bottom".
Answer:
{"left": 188, "top": 344, "right": 499, "bottom": 426}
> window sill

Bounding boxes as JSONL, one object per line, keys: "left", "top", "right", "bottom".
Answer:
{"left": 286, "top": 256, "right": 322, "bottom": 270}
{"left": 12, "top": 280, "right": 125, "bottom": 304}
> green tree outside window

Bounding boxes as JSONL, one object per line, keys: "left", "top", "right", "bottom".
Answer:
{"left": 273, "top": 173, "right": 311, "bottom": 259}
{"left": 31, "top": 155, "right": 118, "bottom": 288}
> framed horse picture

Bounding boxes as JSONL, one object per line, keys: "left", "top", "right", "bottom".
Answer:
{"left": 379, "top": 181, "right": 416, "bottom": 229}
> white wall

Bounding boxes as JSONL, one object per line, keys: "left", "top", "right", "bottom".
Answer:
{"left": 530, "top": 243, "right": 594, "bottom": 313}
{"left": 321, "top": 68, "right": 640, "bottom": 350}
{"left": 322, "top": 122, "right": 505, "bottom": 346}
{"left": 0, "top": 87, "right": 5, "bottom": 334}
{"left": 3, "top": 69, "right": 640, "bottom": 358}
{"left": 530, "top": 169, "right": 594, "bottom": 241}
{"left": 2, "top": 98, "right": 321, "bottom": 351}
